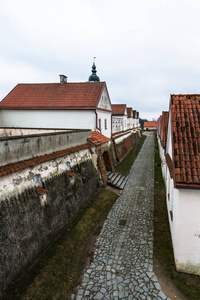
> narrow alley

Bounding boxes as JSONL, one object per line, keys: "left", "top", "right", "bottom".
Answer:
{"left": 73, "top": 134, "right": 170, "bottom": 300}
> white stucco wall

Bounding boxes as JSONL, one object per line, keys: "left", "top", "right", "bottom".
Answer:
{"left": 0, "top": 111, "right": 2, "bottom": 127}
{"left": 114, "top": 131, "right": 132, "bottom": 144}
{"left": 165, "top": 111, "right": 181, "bottom": 270}
{"left": 112, "top": 115, "right": 128, "bottom": 133}
{"left": 166, "top": 110, "right": 173, "bottom": 158}
{"left": 0, "top": 147, "right": 97, "bottom": 201}
{"left": 127, "top": 117, "right": 133, "bottom": 129}
{"left": 144, "top": 126, "right": 156, "bottom": 131}
{"left": 112, "top": 116, "right": 123, "bottom": 133}
{"left": 165, "top": 108, "right": 200, "bottom": 274}
{"left": 0, "top": 109, "right": 96, "bottom": 131}
{"left": 0, "top": 128, "right": 66, "bottom": 137}
{"left": 175, "top": 189, "right": 200, "bottom": 274}
{"left": 157, "top": 134, "right": 167, "bottom": 184}
{"left": 0, "top": 130, "right": 91, "bottom": 167}
{"left": 165, "top": 175, "right": 180, "bottom": 261}
{"left": 98, "top": 87, "right": 112, "bottom": 111}
{"left": 133, "top": 118, "right": 139, "bottom": 128}
{"left": 96, "top": 109, "right": 112, "bottom": 138}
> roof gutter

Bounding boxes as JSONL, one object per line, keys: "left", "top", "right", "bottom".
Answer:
{"left": 175, "top": 183, "right": 200, "bottom": 190}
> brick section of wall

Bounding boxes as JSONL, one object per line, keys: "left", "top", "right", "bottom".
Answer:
{"left": 113, "top": 132, "right": 140, "bottom": 162}
{"left": 97, "top": 154, "right": 108, "bottom": 186}
{"left": 0, "top": 160, "right": 99, "bottom": 298}
{"left": 113, "top": 139, "right": 121, "bottom": 161}
{"left": 97, "top": 148, "right": 115, "bottom": 186}
{"left": 107, "top": 151, "right": 115, "bottom": 174}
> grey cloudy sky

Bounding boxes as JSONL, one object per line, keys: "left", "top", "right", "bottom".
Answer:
{"left": 1, "top": 0, "right": 200, "bottom": 120}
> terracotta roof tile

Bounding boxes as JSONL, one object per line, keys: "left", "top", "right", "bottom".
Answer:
{"left": 112, "top": 104, "right": 127, "bottom": 115}
{"left": 161, "top": 112, "right": 169, "bottom": 149}
{"left": 132, "top": 110, "right": 138, "bottom": 118}
{"left": 0, "top": 143, "right": 91, "bottom": 177}
{"left": 88, "top": 131, "right": 110, "bottom": 146}
{"left": 144, "top": 122, "right": 157, "bottom": 127}
{"left": 36, "top": 186, "right": 48, "bottom": 195}
{"left": 67, "top": 171, "right": 75, "bottom": 177}
{"left": 171, "top": 94, "right": 200, "bottom": 186}
{"left": 127, "top": 107, "right": 133, "bottom": 118}
{"left": 0, "top": 82, "right": 108, "bottom": 110}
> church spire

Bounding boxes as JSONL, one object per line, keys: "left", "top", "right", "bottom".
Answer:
{"left": 88, "top": 57, "right": 100, "bottom": 82}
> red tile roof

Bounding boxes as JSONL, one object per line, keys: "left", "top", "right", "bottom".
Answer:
{"left": 157, "top": 115, "right": 162, "bottom": 137}
{"left": 67, "top": 171, "right": 75, "bottom": 177}
{"left": 171, "top": 95, "right": 200, "bottom": 186}
{"left": 88, "top": 131, "right": 110, "bottom": 146}
{"left": 112, "top": 104, "right": 127, "bottom": 115}
{"left": 144, "top": 122, "right": 157, "bottom": 127}
{"left": 132, "top": 110, "right": 136, "bottom": 118}
{"left": 0, "top": 82, "right": 110, "bottom": 110}
{"left": 0, "top": 143, "right": 91, "bottom": 177}
{"left": 36, "top": 186, "right": 48, "bottom": 195}
{"left": 161, "top": 111, "right": 169, "bottom": 149}
{"left": 127, "top": 107, "right": 132, "bottom": 118}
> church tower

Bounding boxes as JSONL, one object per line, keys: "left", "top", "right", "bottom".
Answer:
{"left": 88, "top": 59, "right": 100, "bottom": 82}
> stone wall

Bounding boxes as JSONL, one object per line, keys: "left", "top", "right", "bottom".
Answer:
{"left": 0, "top": 128, "right": 67, "bottom": 137}
{"left": 113, "top": 132, "right": 141, "bottom": 162}
{"left": 0, "top": 129, "right": 91, "bottom": 167}
{"left": 0, "top": 159, "right": 99, "bottom": 298}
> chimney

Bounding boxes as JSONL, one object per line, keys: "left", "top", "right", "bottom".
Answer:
{"left": 59, "top": 74, "right": 67, "bottom": 85}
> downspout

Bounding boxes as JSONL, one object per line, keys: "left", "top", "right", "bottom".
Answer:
{"left": 95, "top": 111, "right": 101, "bottom": 133}
{"left": 111, "top": 113, "right": 113, "bottom": 138}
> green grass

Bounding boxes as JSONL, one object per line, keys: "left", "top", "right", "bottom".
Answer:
{"left": 3, "top": 189, "right": 118, "bottom": 300}
{"left": 115, "top": 134, "right": 146, "bottom": 175}
{"left": 154, "top": 135, "right": 200, "bottom": 300}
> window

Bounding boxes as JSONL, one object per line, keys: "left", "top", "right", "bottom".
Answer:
{"left": 105, "top": 119, "right": 107, "bottom": 130}
{"left": 99, "top": 118, "right": 101, "bottom": 129}
{"left": 66, "top": 162, "right": 71, "bottom": 171}
{"left": 34, "top": 174, "right": 42, "bottom": 187}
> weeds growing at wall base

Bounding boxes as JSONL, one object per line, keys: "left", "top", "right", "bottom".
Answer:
{"left": 115, "top": 134, "right": 146, "bottom": 175}
{"left": 3, "top": 189, "right": 118, "bottom": 300}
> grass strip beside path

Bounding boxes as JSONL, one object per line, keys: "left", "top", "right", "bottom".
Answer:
{"left": 154, "top": 135, "right": 200, "bottom": 300}
{"left": 4, "top": 189, "right": 118, "bottom": 300}
{"left": 115, "top": 134, "right": 146, "bottom": 175}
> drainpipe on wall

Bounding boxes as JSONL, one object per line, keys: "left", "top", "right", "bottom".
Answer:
{"left": 95, "top": 111, "right": 101, "bottom": 133}
{"left": 111, "top": 114, "right": 113, "bottom": 137}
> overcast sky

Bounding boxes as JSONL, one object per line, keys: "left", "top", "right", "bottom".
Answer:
{"left": 1, "top": 0, "right": 200, "bottom": 120}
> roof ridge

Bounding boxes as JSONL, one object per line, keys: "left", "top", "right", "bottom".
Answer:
{"left": 17, "top": 81, "right": 106, "bottom": 85}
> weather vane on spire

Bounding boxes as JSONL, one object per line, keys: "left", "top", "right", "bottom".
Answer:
{"left": 93, "top": 57, "right": 96, "bottom": 63}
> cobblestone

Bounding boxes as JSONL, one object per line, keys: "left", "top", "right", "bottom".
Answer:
{"left": 73, "top": 134, "right": 170, "bottom": 299}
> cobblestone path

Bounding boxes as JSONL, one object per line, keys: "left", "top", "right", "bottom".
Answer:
{"left": 73, "top": 134, "right": 170, "bottom": 300}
